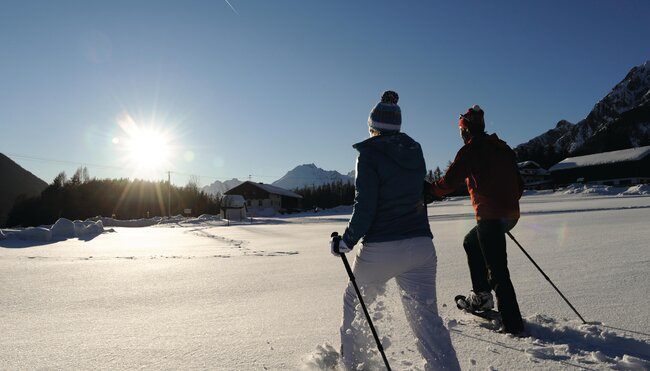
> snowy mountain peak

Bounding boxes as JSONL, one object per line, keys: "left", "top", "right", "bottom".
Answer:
{"left": 272, "top": 164, "right": 353, "bottom": 190}
{"left": 201, "top": 164, "right": 354, "bottom": 196}
{"left": 590, "top": 60, "right": 650, "bottom": 120}
{"left": 294, "top": 163, "right": 320, "bottom": 171}
{"left": 202, "top": 178, "right": 244, "bottom": 196}
{"left": 555, "top": 120, "right": 573, "bottom": 130}
{"left": 515, "top": 61, "right": 650, "bottom": 168}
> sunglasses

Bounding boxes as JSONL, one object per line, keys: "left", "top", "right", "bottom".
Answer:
{"left": 459, "top": 114, "right": 472, "bottom": 122}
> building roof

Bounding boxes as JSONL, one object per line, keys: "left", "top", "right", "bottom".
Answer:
{"left": 518, "top": 161, "right": 550, "bottom": 175}
{"left": 227, "top": 181, "right": 303, "bottom": 199}
{"left": 255, "top": 182, "right": 303, "bottom": 198}
{"left": 518, "top": 161, "right": 544, "bottom": 170}
{"left": 549, "top": 145, "right": 650, "bottom": 172}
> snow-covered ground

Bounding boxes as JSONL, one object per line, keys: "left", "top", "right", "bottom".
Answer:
{"left": 1, "top": 185, "right": 649, "bottom": 370}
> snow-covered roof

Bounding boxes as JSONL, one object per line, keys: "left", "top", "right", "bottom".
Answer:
{"left": 518, "top": 161, "right": 550, "bottom": 175}
{"left": 518, "top": 161, "right": 544, "bottom": 170}
{"left": 549, "top": 145, "right": 650, "bottom": 171}
{"left": 250, "top": 182, "right": 303, "bottom": 198}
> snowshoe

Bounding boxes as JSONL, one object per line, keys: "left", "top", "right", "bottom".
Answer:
{"left": 455, "top": 294, "right": 501, "bottom": 321}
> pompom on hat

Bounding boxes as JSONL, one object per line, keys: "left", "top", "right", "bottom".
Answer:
{"left": 458, "top": 105, "right": 485, "bottom": 133}
{"left": 368, "top": 90, "right": 401, "bottom": 133}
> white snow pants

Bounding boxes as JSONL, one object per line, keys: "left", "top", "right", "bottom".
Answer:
{"left": 340, "top": 237, "right": 460, "bottom": 371}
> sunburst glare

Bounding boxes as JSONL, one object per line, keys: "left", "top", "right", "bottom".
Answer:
{"left": 114, "top": 113, "right": 176, "bottom": 179}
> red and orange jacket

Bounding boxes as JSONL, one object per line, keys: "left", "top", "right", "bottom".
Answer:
{"left": 432, "top": 133, "right": 523, "bottom": 220}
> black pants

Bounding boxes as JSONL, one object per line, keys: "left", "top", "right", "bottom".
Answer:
{"left": 463, "top": 218, "right": 523, "bottom": 333}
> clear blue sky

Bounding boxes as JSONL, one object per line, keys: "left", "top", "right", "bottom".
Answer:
{"left": 1, "top": 0, "right": 649, "bottom": 186}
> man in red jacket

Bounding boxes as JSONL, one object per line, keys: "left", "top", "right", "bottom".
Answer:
{"left": 431, "top": 105, "right": 524, "bottom": 334}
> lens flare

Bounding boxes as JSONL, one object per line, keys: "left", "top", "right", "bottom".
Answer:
{"left": 115, "top": 113, "right": 175, "bottom": 178}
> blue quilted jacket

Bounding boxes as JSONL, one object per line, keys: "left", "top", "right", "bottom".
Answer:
{"left": 342, "top": 132, "right": 433, "bottom": 248}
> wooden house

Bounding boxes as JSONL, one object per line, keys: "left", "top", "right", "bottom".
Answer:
{"left": 518, "top": 161, "right": 553, "bottom": 190}
{"left": 225, "top": 181, "right": 303, "bottom": 215}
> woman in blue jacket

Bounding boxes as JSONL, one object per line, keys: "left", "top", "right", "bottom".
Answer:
{"left": 331, "top": 91, "right": 460, "bottom": 370}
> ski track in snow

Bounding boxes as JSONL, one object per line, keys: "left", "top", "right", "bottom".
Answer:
{"left": 428, "top": 204, "right": 650, "bottom": 223}
{"left": 19, "top": 254, "right": 237, "bottom": 261}
{"left": 186, "top": 226, "right": 299, "bottom": 257}
{"left": 2, "top": 225, "right": 300, "bottom": 260}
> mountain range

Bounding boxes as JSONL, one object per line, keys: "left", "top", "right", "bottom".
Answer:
{"left": 514, "top": 60, "right": 650, "bottom": 168}
{"left": 201, "top": 164, "right": 353, "bottom": 196}
{"left": 271, "top": 163, "right": 353, "bottom": 190}
{"left": 202, "top": 178, "right": 246, "bottom": 196}
{"left": 3, "top": 61, "right": 649, "bottom": 218}
{"left": 0, "top": 154, "right": 48, "bottom": 226}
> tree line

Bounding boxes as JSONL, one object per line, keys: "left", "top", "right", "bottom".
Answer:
{"left": 5, "top": 167, "right": 222, "bottom": 228}
{"left": 293, "top": 166, "right": 450, "bottom": 211}
{"left": 5, "top": 164, "right": 462, "bottom": 227}
{"left": 293, "top": 180, "right": 356, "bottom": 210}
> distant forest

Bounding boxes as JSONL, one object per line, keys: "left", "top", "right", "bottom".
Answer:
{"left": 292, "top": 167, "right": 447, "bottom": 210}
{"left": 5, "top": 166, "right": 456, "bottom": 228}
{"left": 6, "top": 167, "right": 222, "bottom": 228}
{"left": 293, "top": 180, "right": 356, "bottom": 210}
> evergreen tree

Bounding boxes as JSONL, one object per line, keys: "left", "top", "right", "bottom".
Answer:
{"left": 433, "top": 166, "right": 443, "bottom": 181}
{"left": 292, "top": 180, "right": 354, "bottom": 210}
{"left": 5, "top": 169, "right": 222, "bottom": 227}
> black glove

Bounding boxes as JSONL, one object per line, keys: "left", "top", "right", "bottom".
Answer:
{"left": 423, "top": 180, "right": 443, "bottom": 204}
{"left": 330, "top": 232, "right": 352, "bottom": 256}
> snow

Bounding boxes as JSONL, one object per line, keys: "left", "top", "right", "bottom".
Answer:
{"left": 603, "top": 61, "right": 650, "bottom": 114}
{"left": 558, "top": 183, "right": 650, "bottom": 196}
{"left": 1, "top": 185, "right": 650, "bottom": 370}
{"left": 252, "top": 182, "right": 303, "bottom": 199}
{"left": 518, "top": 161, "right": 550, "bottom": 174}
{"left": 549, "top": 145, "right": 650, "bottom": 171}
{"left": 1, "top": 218, "right": 107, "bottom": 242}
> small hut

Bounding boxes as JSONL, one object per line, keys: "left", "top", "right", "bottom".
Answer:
{"left": 220, "top": 194, "right": 247, "bottom": 221}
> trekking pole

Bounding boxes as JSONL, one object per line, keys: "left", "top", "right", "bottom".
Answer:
{"left": 331, "top": 232, "right": 391, "bottom": 371}
{"left": 507, "top": 232, "right": 587, "bottom": 324}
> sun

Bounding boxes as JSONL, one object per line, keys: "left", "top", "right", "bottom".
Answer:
{"left": 125, "top": 128, "right": 170, "bottom": 169}
{"left": 116, "top": 113, "right": 173, "bottom": 174}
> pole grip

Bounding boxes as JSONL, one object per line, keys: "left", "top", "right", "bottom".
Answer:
{"left": 331, "top": 232, "right": 343, "bottom": 255}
